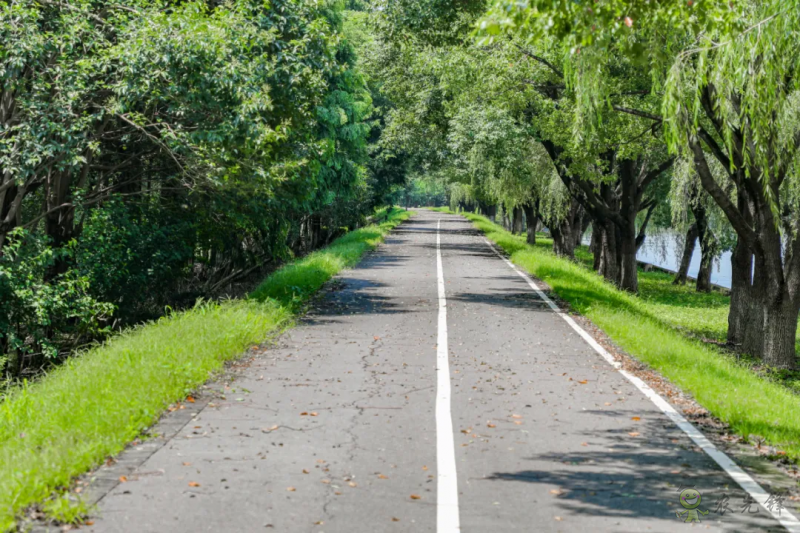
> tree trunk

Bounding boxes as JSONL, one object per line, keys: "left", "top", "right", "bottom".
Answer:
{"left": 512, "top": 207, "right": 523, "bottom": 235}
{"left": 618, "top": 231, "right": 639, "bottom": 293}
{"left": 487, "top": 203, "right": 497, "bottom": 222}
{"left": 673, "top": 224, "right": 698, "bottom": 285}
{"left": 696, "top": 243, "right": 714, "bottom": 292}
{"left": 598, "top": 221, "right": 620, "bottom": 285}
{"left": 522, "top": 203, "right": 537, "bottom": 245}
{"left": 727, "top": 239, "right": 752, "bottom": 346}
{"left": 761, "top": 297, "right": 800, "bottom": 369}
{"left": 590, "top": 224, "right": 601, "bottom": 273}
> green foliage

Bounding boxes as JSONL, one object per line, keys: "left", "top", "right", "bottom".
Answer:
{"left": 0, "top": 230, "right": 113, "bottom": 374}
{"left": 1, "top": 0, "right": 381, "bottom": 376}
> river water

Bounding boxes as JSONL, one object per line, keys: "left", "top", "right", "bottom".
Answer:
{"left": 635, "top": 231, "right": 732, "bottom": 288}
{"left": 580, "top": 230, "right": 733, "bottom": 289}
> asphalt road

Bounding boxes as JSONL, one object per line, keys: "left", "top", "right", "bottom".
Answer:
{"left": 87, "top": 210, "right": 788, "bottom": 532}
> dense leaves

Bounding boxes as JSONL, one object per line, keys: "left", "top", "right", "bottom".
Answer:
{"left": 0, "top": 0, "right": 383, "bottom": 376}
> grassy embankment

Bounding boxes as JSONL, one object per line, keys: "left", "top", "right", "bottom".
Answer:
{"left": 0, "top": 207, "right": 411, "bottom": 531}
{"left": 440, "top": 208, "right": 800, "bottom": 462}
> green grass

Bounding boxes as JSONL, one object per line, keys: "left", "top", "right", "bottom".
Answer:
{"left": 462, "top": 212, "right": 800, "bottom": 463}
{"left": 0, "top": 207, "right": 411, "bottom": 531}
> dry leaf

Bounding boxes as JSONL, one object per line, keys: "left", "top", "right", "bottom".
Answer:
{"left": 321, "top": 479, "right": 331, "bottom": 484}
{"left": 410, "top": 494, "right": 421, "bottom": 500}
{"left": 581, "top": 442, "right": 588, "bottom": 447}
{"left": 578, "top": 380, "right": 588, "bottom": 385}
{"left": 631, "top": 416, "right": 641, "bottom": 421}
{"left": 378, "top": 474, "right": 388, "bottom": 479}
{"left": 303, "top": 469, "right": 310, "bottom": 474}
{"left": 317, "top": 459, "right": 325, "bottom": 464}
{"left": 188, "top": 481, "right": 200, "bottom": 487}
{"left": 287, "top": 487, "right": 296, "bottom": 492}
{"left": 314, "top": 521, "right": 324, "bottom": 525}
{"left": 310, "top": 412, "right": 319, "bottom": 417}
{"left": 84, "top": 521, "right": 95, "bottom": 526}
{"left": 118, "top": 476, "right": 128, "bottom": 483}
{"left": 422, "top": 466, "right": 428, "bottom": 471}
{"left": 348, "top": 481, "right": 358, "bottom": 487}
{"left": 391, "top": 517, "right": 400, "bottom": 522}
{"left": 628, "top": 432, "right": 640, "bottom": 437}
{"left": 182, "top": 462, "right": 191, "bottom": 466}
{"left": 186, "top": 396, "right": 195, "bottom": 403}
{"left": 550, "top": 489, "right": 563, "bottom": 495}
{"left": 554, "top": 516, "right": 563, "bottom": 521}
{"left": 514, "top": 421, "right": 523, "bottom": 425}
{"left": 487, "top": 423, "right": 496, "bottom": 428}
{"left": 374, "top": 336, "right": 381, "bottom": 340}
{"left": 300, "top": 412, "right": 309, "bottom": 416}
{"left": 511, "top": 414, "right": 523, "bottom": 419}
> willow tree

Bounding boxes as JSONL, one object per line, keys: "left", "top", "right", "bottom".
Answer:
{"left": 480, "top": 0, "right": 800, "bottom": 367}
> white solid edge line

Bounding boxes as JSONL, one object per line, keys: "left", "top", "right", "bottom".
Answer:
{"left": 436, "top": 220, "right": 461, "bottom": 532}
{"left": 481, "top": 236, "right": 800, "bottom": 532}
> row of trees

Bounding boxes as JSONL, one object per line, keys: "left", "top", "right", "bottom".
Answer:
{"left": 364, "top": 0, "right": 800, "bottom": 368}
{"left": 0, "top": 0, "right": 406, "bottom": 377}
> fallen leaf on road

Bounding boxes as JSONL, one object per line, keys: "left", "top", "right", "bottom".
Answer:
{"left": 554, "top": 516, "right": 563, "bottom": 521}
{"left": 578, "top": 380, "right": 588, "bottom": 385}
{"left": 378, "top": 474, "right": 388, "bottom": 479}
{"left": 604, "top": 402, "right": 612, "bottom": 406}
{"left": 303, "top": 469, "right": 309, "bottom": 474}
{"left": 422, "top": 466, "right": 428, "bottom": 471}
{"left": 410, "top": 494, "right": 421, "bottom": 500}
{"left": 188, "top": 482, "right": 200, "bottom": 487}
{"left": 182, "top": 462, "right": 191, "bottom": 466}
{"left": 631, "top": 416, "right": 641, "bottom": 421}
{"left": 84, "top": 521, "right": 94, "bottom": 526}
{"left": 287, "top": 487, "right": 296, "bottom": 492}
{"left": 186, "top": 396, "right": 195, "bottom": 403}
{"left": 392, "top": 517, "right": 400, "bottom": 522}
{"left": 461, "top": 429, "right": 469, "bottom": 434}
{"left": 300, "top": 412, "right": 309, "bottom": 416}
{"left": 348, "top": 481, "right": 358, "bottom": 487}
{"left": 514, "top": 421, "right": 523, "bottom": 425}
{"left": 321, "top": 479, "right": 331, "bottom": 484}
{"left": 314, "top": 521, "right": 324, "bottom": 525}
{"left": 487, "top": 423, "right": 496, "bottom": 428}
{"left": 581, "top": 442, "right": 588, "bottom": 447}
{"left": 317, "top": 459, "right": 325, "bottom": 464}
{"left": 511, "top": 414, "right": 523, "bottom": 419}
{"left": 310, "top": 412, "right": 318, "bottom": 417}
{"left": 628, "top": 432, "right": 640, "bottom": 437}
{"left": 550, "top": 489, "right": 563, "bottom": 495}
{"left": 119, "top": 476, "right": 128, "bottom": 483}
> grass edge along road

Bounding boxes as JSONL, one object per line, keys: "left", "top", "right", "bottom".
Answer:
{"left": 439, "top": 209, "right": 800, "bottom": 465}
{"left": 0, "top": 207, "right": 411, "bottom": 531}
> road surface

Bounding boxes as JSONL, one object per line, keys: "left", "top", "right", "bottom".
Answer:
{"left": 86, "top": 210, "right": 787, "bottom": 532}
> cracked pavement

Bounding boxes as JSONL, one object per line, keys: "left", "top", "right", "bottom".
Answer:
{"left": 86, "top": 210, "right": 787, "bottom": 532}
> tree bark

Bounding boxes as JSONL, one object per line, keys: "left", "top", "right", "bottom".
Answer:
{"left": 696, "top": 242, "right": 714, "bottom": 292}
{"left": 673, "top": 224, "right": 698, "bottom": 285}
{"left": 727, "top": 239, "right": 751, "bottom": 346}
{"left": 512, "top": 206, "right": 523, "bottom": 235}
{"left": 761, "top": 297, "right": 800, "bottom": 369}
{"left": 522, "top": 202, "right": 537, "bottom": 245}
